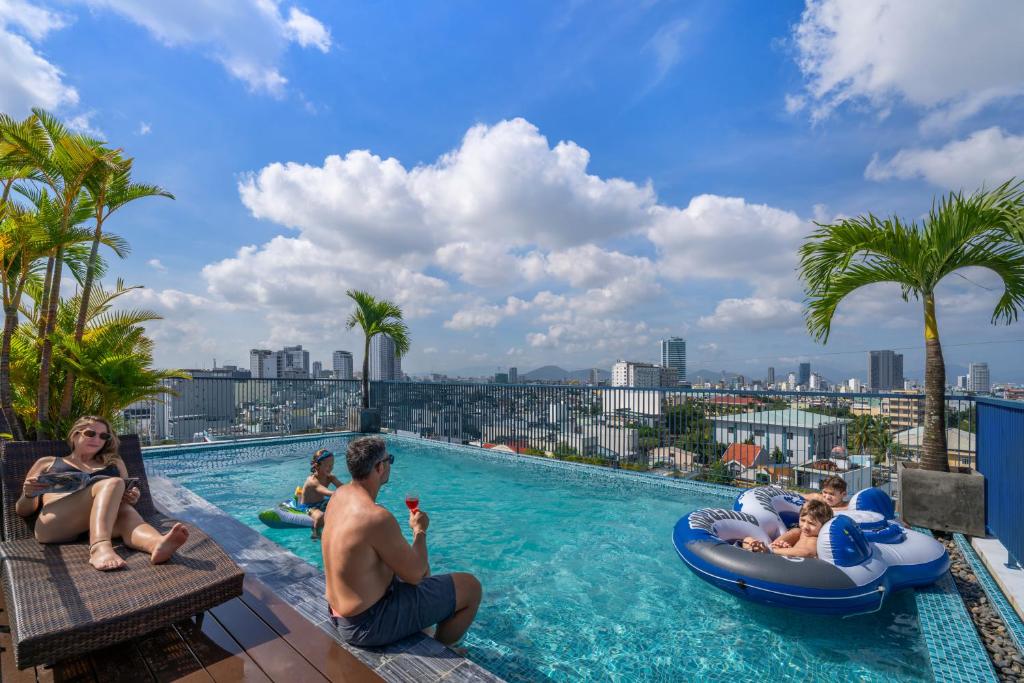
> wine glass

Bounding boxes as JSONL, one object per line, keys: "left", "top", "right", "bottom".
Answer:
{"left": 405, "top": 491, "right": 420, "bottom": 512}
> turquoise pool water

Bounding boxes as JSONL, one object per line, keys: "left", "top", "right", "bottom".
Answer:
{"left": 151, "top": 436, "right": 932, "bottom": 682}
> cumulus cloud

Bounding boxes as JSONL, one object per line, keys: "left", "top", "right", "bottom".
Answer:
{"left": 865, "top": 127, "right": 1024, "bottom": 190}
{"left": 239, "top": 118, "right": 655, "bottom": 262}
{"left": 647, "top": 194, "right": 810, "bottom": 296}
{"left": 790, "top": 0, "right": 1024, "bottom": 126}
{"left": 0, "top": 2, "right": 78, "bottom": 115}
{"left": 202, "top": 236, "right": 449, "bottom": 319}
{"left": 66, "top": 111, "right": 104, "bottom": 138}
{"left": 76, "top": 0, "right": 331, "bottom": 96}
{"left": 147, "top": 258, "right": 166, "bottom": 271}
{"left": 444, "top": 297, "right": 531, "bottom": 331}
{"left": 697, "top": 297, "right": 804, "bottom": 331}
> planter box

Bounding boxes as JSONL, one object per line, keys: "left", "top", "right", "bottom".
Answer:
{"left": 348, "top": 407, "right": 380, "bottom": 433}
{"left": 897, "top": 461, "right": 985, "bottom": 536}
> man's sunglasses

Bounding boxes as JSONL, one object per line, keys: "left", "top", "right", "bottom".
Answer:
{"left": 81, "top": 429, "right": 112, "bottom": 441}
{"left": 379, "top": 453, "right": 395, "bottom": 466}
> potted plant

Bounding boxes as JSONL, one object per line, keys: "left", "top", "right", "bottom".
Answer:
{"left": 345, "top": 289, "right": 409, "bottom": 433}
{"left": 798, "top": 180, "right": 1024, "bottom": 535}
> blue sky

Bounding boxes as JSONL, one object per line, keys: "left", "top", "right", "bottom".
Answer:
{"left": 3, "top": 0, "right": 1024, "bottom": 382}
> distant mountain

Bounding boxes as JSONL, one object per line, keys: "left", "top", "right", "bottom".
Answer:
{"left": 520, "top": 366, "right": 611, "bottom": 382}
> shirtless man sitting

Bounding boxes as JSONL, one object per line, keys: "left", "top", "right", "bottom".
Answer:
{"left": 322, "top": 436, "right": 482, "bottom": 649}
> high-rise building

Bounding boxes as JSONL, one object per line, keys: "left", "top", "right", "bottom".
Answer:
{"left": 249, "top": 349, "right": 272, "bottom": 378}
{"left": 767, "top": 367, "right": 775, "bottom": 386}
{"left": 494, "top": 372, "right": 509, "bottom": 384}
{"left": 612, "top": 360, "right": 662, "bottom": 387}
{"left": 956, "top": 375, "right": 969, "bottom": 390}
{"left": 369, "top": 335, "right": 402, "bottom": 381}
{"left": 589, "top": 368, "right": 599, "bottom": 385}
{"left": 868, "top": 350, "right": 904, "bottom": 391}
{"left": 660, "top": 337, "right": 687, "bottom": 382}
{"left": 968, "top": 362, "right": 990, "bottom": 393}
{"left": 332, "top": 350, "right": 354, "bottom": 380}
{"left": 798, "top": 362, "right": 811, "bottom": 387}
{"left": 278, "top": 345, "right": 310, "bottom": 377}
{"left": 509, "top": 367, "right": 518, "bottom": 384}
{"left": 312, "top": 361, "right": 322, "bottom": 378}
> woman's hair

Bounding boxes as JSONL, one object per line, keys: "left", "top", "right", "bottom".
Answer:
{"left": 67, "top": 415, "right": 120, "bottom": 465}
{"left": 800, "top": 499, "right": 834, "bottom": 525}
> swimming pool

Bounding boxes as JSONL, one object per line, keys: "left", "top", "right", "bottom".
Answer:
{"left": 149, "top": 435, "right": 932, "bottom": 682}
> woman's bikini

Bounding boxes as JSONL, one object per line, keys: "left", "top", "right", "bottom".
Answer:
{"left": 40, "top": 456, "right": 120, "bottom": 506}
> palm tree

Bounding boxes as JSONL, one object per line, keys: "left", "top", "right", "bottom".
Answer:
{"left": 58, "top": 153, "right": 174, "bottom": 419}
{"left": 847, "top": 414, "right": 877, "bottom": 455}
{"left": 344, "top": 290, "right": 409, "bottom": 410}
{"left": 1, "top": 109, "right": 118, "bottom": 436}
{"left": 799, "top": 180, "right": 1024, "bottom": 471}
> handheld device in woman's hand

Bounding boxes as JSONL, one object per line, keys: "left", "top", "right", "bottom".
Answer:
{"left": 123, "top": 477, "right": 140, "bottom": 491}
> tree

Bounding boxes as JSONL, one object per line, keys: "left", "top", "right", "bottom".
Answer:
{"left": 58, "top": 154, "right": 173, "bottom": 419}
{"left": 799, "top": 180, "right": 1024, "bottom": 471}
{"left": 1, "top": 110, "right": 119, "bottom": 437}
{"left": 344, "top": 290, "right": 409, "bottom": 409}
{"left": 771, "top": 445, "right": 786, "bottom": 463}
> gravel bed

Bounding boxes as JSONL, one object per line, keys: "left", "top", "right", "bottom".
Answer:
{"left": 938, "top": 533, "right": 1023, "bottom": 682}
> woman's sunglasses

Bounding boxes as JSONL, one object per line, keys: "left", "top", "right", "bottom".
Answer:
{"left": 81, "top": 428, "right": 112, "bottom": 441}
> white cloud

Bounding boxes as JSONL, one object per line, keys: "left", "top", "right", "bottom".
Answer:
{"left": 138, "top": 121, "right": 151, "bottom": 135}
{"left": 0, "top": 5, "right": 78, "bottom": 116}
{"left": 865, "top": 127, "right": 1024, "bottom": 190}
{"left": 239, "top": 118, "right": 655, "bottom": 261}
{"left": 790, "top": 0, "right": 1024, "bottom": 126}
{"left": 647, "top": 194, "right": 810, "bottom": 296}
{"left": 147, "top": 258, "right": 166, "bottom": 271}
{"left": 202, "top": 236, "right": 449, "bottom": 319}
{"left": 284, "top": 7, "right": 330, "bottom": 52}
{"left": 66, "top": 111, "right": 104, "bottom": 138}
{"left": 444, "top": 297, "right": 530, "bottom": 331}
{"left": 645, "top": 18, "right": 689, "bottom": 86}
{"left": 697, "top": 297, "right": 804, "bottom": 331}
{"left": 76, "top": 0, "right": 331, "bottom": 96}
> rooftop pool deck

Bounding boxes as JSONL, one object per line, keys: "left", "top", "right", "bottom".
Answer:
{"left": 144, "top": 432, "right": 1000, "bottom": 682}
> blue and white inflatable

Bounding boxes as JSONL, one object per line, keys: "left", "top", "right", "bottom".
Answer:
{"left": 672, "top": 486, "right": 949, "bottom": 615}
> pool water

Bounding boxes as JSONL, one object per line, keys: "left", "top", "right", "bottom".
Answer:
{"left": 151, "top": 436, "right": 932, "bottom": 682}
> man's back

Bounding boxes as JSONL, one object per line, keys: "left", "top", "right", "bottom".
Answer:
{"left": 322, "top": 484, "right": 394, "bottom": 615}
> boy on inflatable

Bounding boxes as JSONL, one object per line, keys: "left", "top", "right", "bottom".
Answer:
{"left": 804, "top": 475, "right": 848, "bottom": 511}
{"left": 301, "top": 449, "right": 344, "bottom": 539}
{"left": 741, "top": 499, "right": 834, "bottom": 558}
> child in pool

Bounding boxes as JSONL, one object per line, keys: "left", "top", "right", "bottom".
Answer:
{"left": 769, "top": 499, "right": 833, "bottom": 558}
{"left": 804, "top": 475, "right": 848, "bottom": 510}
{"left": 300, "top": 449, "right": 343, "bottom": 539}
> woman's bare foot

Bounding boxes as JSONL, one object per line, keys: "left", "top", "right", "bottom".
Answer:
{"left": 89, "top": 540, "right": 127, "bottom": 571}
{"left": 151, "top": 523, "right": 189, "bottom": 564}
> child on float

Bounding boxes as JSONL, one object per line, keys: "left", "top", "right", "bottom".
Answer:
{"left": 740, "top": 499, "right": 833, "bottom": 558}
{"left": 300, "top": 449, "right": 344, "bottom": 539}
{"left": 804, "top": 475, "right": 848, "bottom": 510}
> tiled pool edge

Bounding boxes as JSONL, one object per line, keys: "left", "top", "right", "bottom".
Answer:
{"left": 146, "top": 472, "right": 503, "bottom": 683}
{"left": 910, "top": 528, "right": 997, "bottom": 683}
{"left": 146, "top": 433, "right": 1002, "bottom": 682}
{"left": 955, "top": 534, "right": 1024, "bottom": 654}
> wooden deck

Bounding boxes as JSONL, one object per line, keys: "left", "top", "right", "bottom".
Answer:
{"left": 0, "top": 575, "right": 381, "bottom": 682}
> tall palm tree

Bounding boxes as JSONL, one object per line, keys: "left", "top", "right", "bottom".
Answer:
{"left": 58, "top": 153, "right": 173, "bottom": 419}
{"left": 345, "top": 290, "right": 409, "bottom": 409}
{"left": 1, "top": 109, "right": 118, "bottom": 436}
{"left": 799, "top": 180, "right": 1024, "bottom": 471}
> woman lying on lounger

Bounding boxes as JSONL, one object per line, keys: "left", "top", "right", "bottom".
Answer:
{"left": 15, "top": 415, "right": 189, "bottom": 571}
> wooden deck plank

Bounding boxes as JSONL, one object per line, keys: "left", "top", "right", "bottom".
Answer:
{"left": 82, "top": 640, "right": 156, "bottom": 683}
{"left": 239, "top": 577, "right": 382, "bottom": 682}
{"left": 209, "top": 598, "right": 328, "bottom": 682}
{"left": 133, "top": 624, "right": 214, "bottom": 683}
{"left": 0, "top": 586, "right": 53, "bottom": 683}
{"left": 46, "top": 657, "right": 96, "bottom": 683}
{"left": 176, "top": 612, "right": 272, "bottom": 683}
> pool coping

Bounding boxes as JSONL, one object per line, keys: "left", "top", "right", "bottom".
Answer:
{"left": 146, "top": 432, "right": 998, "bottom": 683}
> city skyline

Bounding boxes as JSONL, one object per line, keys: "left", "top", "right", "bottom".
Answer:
{"left": 11, "top": 3, "right": 1022, "bottom": 380}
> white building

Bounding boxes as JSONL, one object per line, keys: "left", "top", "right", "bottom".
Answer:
{"left": 249, "top": 349, "right": 272, "bottom": 378}
{"left": 847, "top": 378, "right": 862, "bottom": 392}
{"left": 332, "top": 350, "right": 354, "bottom": 380}
{"left": 809, "top": 373, "right": 825, "bottom": 390}
{"left": 611, "top": 360, "right": 662, "bottom": 388}
{"left": 968, "top": 362, "right": 990, "bottom": 393}
{"left": 369, "top": 335, "right": 402, "bottom": 381}
{"left": 956, "top": 375, "right": 969, "bottom": 390}
{"left": 711, "top": 409, "right": 850, "bottom": 466}
{"left": 660, "top": 337, "right": 687, "bottom": 383}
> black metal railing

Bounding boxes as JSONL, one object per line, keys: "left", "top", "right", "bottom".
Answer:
{"left": 124, "top": 377, "right": 979, "bottom": 495}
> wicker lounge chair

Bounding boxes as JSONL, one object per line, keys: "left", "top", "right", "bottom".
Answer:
{"left": 0, "top": 435, "right": 245, "bottom": 669}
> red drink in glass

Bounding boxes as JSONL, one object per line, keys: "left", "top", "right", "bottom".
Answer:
{"left": 405, "top": 493, "right": 419, "bottom": 512}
